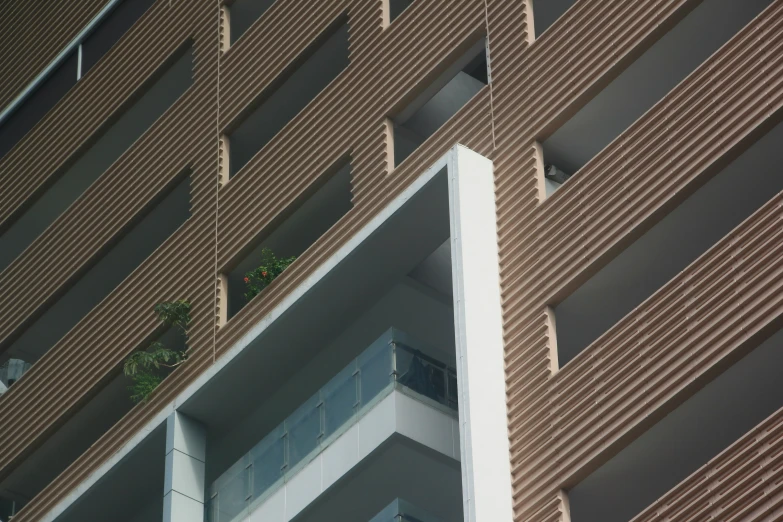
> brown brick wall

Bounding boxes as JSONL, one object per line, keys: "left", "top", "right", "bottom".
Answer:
{"left": 0, "top": 0, "right": 781, "bottom": 520}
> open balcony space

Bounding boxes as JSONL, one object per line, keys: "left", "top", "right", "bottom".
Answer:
{"left": 0, "top": 175, "right": 190, "bottom": 380}
{"left": 530, "top": 0, "right": 576, "bottom": 38}
{"left": 226, "top": 0, "right": 276, "bottom": 46}
{"left": 29, "top": 147, "right": 506, "bottom": 522}
{"left": 567, "top": 326, "right": 783, "bottom": 522}
{"left": 224, "top": 160, "right": 352, "bottom": 319}
{"left": 390, "top": 38, "right": 487, "bottom": 167}
{"left": 225, "top": 18, "right": 349, "bottom": 178}
{"left": 540, "top": 0, "right": 773, "bottom": 196}
{"left": 0, "top": 45, "right": 193, "bottom": 273}
{"left": 554, "top": 115, "right": 783, "bottom": 368}
{"left": 0, "top": 0, "right": 156, "bottom": 161}
{"left": 0, "top": 328, "right": 184, "bottom": 516}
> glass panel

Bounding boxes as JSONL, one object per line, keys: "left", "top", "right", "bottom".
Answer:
{"left": 447, "top": 371, "right": 458, "bottom": 407}
{"left": 213, "top": 465, "right": 250, "bottom": 522}
{"left": 358, "top": 336, "right": 393, "bottom": 406}
{"left": 250, "top": 425, "right": 285, "bottom": 500}
{"left": 322, "top": 363, "right": 357, "bottom": 439}
{"left": 397, "top": 348, "right": 440, "bottom": 403}
{"left": 286, "top": 394, "right": 321, "bottom": 469}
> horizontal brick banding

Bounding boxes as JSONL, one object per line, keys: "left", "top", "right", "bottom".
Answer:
{"left": 2, "top": 0, "right": 783, "bottom": 520}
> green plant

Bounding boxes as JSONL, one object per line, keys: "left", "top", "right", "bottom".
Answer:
{"left": 123, "top": 300, "right": 191, "bottom": 404}
{"left": 243, "top": 248, "right": 296, "bottom": 301}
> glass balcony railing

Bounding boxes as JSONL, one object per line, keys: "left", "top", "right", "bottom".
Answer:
{"left": 206, "top": 328, "right": 458, "bottom": 522}
{"left": 369, "top": 498, "right": 442, "bottom": 522}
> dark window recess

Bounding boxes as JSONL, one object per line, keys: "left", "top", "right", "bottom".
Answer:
{"left": 389, "top": 0, "right": 415, "bottom": 23}
{"left": 531, "top": 0, "right": 577, "bottom": 38}
{"left": 0, "top": 50, "right": 78, "bottom": 160}
{"left": 0, "top": 45, "right": 193, "bottom": 273}
{"left": 541, "top": 0, "right": 773, "bottom": 193}
{"left": 0, "top": 0, "right": 156, "bottom": 162}
{"left": 568, "top": 326, "right": 783, "bottom": 522}
{"left": 225, "top": 160, "right": 352, "bottom": 318}
{"left": 228, "top": 0, "right": 277, "bottom": 45}
{"left": 227, "top": 18, "right": 350, "bottom": 178}
{"left": 391, "top": 39, "right": 487, "bottom": 167}
{"left": 554, "top": 118, "right": 783, "bottom": 367}
{"left": 80, "top": 0, "right": 156, "bottom": 75}
{"left": 1, "top": 174, "right": 191, "bottom": 365}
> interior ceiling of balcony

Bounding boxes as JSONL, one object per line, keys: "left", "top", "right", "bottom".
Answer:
{"left": 294, "top": 437, "right": 463, "bottom": 522}
{"left": 179, "top": 171, "right": 451, "bottom": 436}
{"left": 542, "top": 0, "right": 773, "bottom": 175}
{"left": 408, "top": 239, "right": 452, "bottom": 298}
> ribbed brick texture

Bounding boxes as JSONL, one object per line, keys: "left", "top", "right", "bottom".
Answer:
{"left": 0, "top": 0, "right": 781, "bottom": 520}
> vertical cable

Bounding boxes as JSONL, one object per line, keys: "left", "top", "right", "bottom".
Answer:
{"left": 483, "top": 0, "right": 497, "bottom": 152}
{"left": 213, "top": 0, "right": 223, "bottom": 364}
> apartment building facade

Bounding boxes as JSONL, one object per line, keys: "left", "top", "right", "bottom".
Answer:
{"left": 1, "top": 0, "right": 782, "bottom": 521}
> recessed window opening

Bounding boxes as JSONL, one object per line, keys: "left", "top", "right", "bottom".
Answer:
{"left": 554, "top": 117, "right": 783, "bottom": 368}
{"left": 226, "top": 0, "right": 277, "bottom": 46}
{"left": 388, "top": 0, "right": 415, "bottom": 24}
{"left": 0, "top": 45, "right": 193, "bottom": 273}
{"left": 390, "top": 38, "right": 488, "bottom": 168}
{"left": 541, "top": 0, "right": 773, "bottom": 195}
{"left": 226, "top": 18, "right": 349, "bottom": 178}
{"left": 0, "top": 0, "right": 156, "bottom": 161}
{"left": 530, "top": 0, "right": 577, "bottom": 39}
{"left": 568, "top": 326, "right": 783, "bottom": 522}
{"left": 0, "top": 174, "right": 191, "bottom": 377}
{"left": 224, "top": 160, "right": 352, "bottom": 318}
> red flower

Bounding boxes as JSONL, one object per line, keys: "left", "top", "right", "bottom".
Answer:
{"left": 243, "top": 277, "right": 249, "bottom": 284}
{"left": 261, "top": 271, "right": 268, "bottom": 278}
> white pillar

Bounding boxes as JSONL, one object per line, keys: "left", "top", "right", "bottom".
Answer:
{"left": 164, "top": 411, "right": 207, "bottom": 522}
{"left": 448, "top": 145, "right": 514, "bottom": 522}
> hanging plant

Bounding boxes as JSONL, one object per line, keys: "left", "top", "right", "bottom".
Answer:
{"left": 123, "top": 299, "right": 191, "bottom": 404}
{"left": 243, "top": 248, "right": 297, "bottom": 301}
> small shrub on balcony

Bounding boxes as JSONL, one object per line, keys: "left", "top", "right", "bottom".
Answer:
{"left": 243, "top": 248, "right": 296, "bottom": 301}
{"left": 123, "top": 300, "right": 191, "bottom": 404}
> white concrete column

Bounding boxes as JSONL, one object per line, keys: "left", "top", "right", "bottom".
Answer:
{"left": 164, "top": 411, "right": 207, "bottom": 522}
{"left": 448, "top": 145, "right": 514, "bottom": 522}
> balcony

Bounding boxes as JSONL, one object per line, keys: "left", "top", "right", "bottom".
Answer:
{"left": 568, "top": 326, "right": 783, "bottom": 522}
{"left": 1, "top": 175, "right": 190, "bottom": 368}
{"left": 390, "top": 38, "right": 487, "bottom": 167}
{"left": 225, "top": 17, "right": 349, "bottom": 178}
{"left": 553, "top": 112, "right": 783, "bottom": 367}
{"left": 31, "top": 148, "right": 507, "bottom": 522}
{"left": 207, "top": 329, "right": 459, "bottom": 522}
{"left": 0, "top": 44, "right": 193, "bottom": 273}
{"left": 540, "top": 0, "right": 773, "bottom": 196}
{"left": 0, "top": 0, "right": 156, "bottom": 161}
